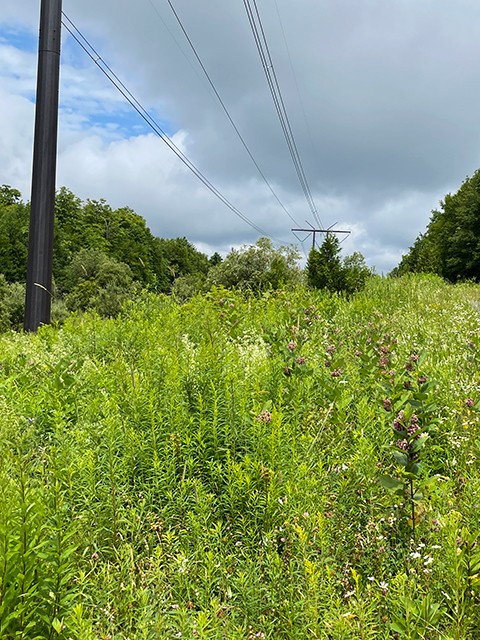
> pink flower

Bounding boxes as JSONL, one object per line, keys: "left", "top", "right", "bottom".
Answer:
{"left": 466, "top": 398, "right": 474, "bottom": 408}
{"left": 256, "top": 410, "right": 272, "bottom": 423}
{"left": 287, "top": 341, "right": 296, "bottom": 351}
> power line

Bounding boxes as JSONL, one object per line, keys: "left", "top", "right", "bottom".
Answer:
{"left": 273, "top": 0, "right": 318, "bottom": 166}
{"left": 146, "top": 0, "right": 301, "bottom": 228}
{"left": 242, "top": 0, "right": 324, "bottom": 230}
{"left": 61, "top": 12, "right": 280, "bottom": 241}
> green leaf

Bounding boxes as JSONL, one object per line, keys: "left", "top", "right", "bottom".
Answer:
{"left": 52, "top": 618, "right": 64, "bottom": 634}
{"left": 393, "top": 450, "right": 409, "bottom": 466}
{"left": 379, "top": 475, "right": 404, "bottom": 491}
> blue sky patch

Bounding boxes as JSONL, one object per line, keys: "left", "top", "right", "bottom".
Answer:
{"left": 0, "top": 25, "right": 37, "bottom": 53}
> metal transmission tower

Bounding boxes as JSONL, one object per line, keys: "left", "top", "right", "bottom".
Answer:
{"left": 24, "top": 0, "right": 63, "bottom": 331}
{"left": 292, "top": 223, "right": 350, "bottom": 249}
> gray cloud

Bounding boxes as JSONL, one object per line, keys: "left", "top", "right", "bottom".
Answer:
{"left": 2, "top": 0, "right": 480, "bottom": 272}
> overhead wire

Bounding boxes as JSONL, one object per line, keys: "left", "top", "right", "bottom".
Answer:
{"left": 273, "top": 0, "right": 318, "bottom": 168}
{"left": 61, "top": 12, "right": 282, "bottom": 241}
{"left": 147, "top": 0, "right": 301, "bottom": 228}
{"left": 242, "top": 0, "right": 324, "bottom": 230}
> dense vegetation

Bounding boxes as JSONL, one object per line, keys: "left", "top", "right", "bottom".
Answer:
{"left": 0, "top": 184, "right": 213, "bottom": 315}
{"left": 1, "top": 275, "right": 480, "bottom": 638}
{"left": 393, "top": 169, "right": 480, "bottom": 281}
{"left": 0, "top": 185, "right": 373, "bottom": 329}
{"left": 306, "top": 234, "right": 371, "bottom": 295}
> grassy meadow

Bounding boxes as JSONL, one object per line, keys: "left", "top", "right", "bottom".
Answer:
{"left": 1, "top": 274, "right": 480, "bottom": 639}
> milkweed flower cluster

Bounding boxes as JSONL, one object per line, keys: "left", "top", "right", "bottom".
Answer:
{"left": 256, "top": 409, "right": 272, "bottom": 423}
{"left": 391, "top": 409, "right": 427, "bottom": 462}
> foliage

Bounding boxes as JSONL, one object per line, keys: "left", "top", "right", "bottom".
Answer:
{"left": 0, "top": 276, "right": 25, "bottom": 331}
{"left": 0, "top": 185, "right": 29, "bottom": 283}
{"left": 64, "top": 248, "right": 136, "bottom": 316}
{"left": 393, "top": 169, "right": 480, "bottom": 281}
{"left": 0, "top": 185, "right": 213, "bottom": 300}
{"left": 0, "top": 275, "right": 479, "bottom": 637}
{"left": 307, "top": 234, "right": 372, "bottom": 294}
{"left": 207, "top": 237, "right": 302, "bottom": 291}
{"left": 154, "top": 236, "right": 210, "bottom": 292}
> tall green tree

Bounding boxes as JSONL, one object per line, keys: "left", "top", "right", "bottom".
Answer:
{"left": 154, "top": 237, "right": 210, "bottom": 291}
{"left": 307, "top": 233, "right": 345, "bottom": 292}
{"left": 393, "top": 169, "right": 480, "bottom": 281}
{"left": 0, "top": 185, "right": 29, "bottom": 282}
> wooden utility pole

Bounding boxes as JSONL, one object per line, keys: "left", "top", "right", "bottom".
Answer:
{"left": 24, "top": 0, "right": 62, "bottom": 331}
{"left": 292, "top": 225, "right": 350, "bottom": 249}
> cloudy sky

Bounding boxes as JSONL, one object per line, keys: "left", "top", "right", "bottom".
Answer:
{"left": 2, "top": 0, "right": 480, "bottom": 273}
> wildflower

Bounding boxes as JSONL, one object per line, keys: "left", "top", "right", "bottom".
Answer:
{"left": 331, "top": 368, "right": 342, "bottom": 378}
{"left": 296, "top": 356, "right": 306, "bottom": 365}
{"left": 326, "top": 344, "right": 336, "bottom": 354}
{"left": 383, "top": 398, "right": 393, "bottom": 412}
{"left": 393, "top": 419, "right": 403, "bottom": 432}
{"left": 287, "top": 341, "right": 296, "bottom": 351}
{"left": 466, "top": 398, "right": 474, "bottom": 408}
{"left": 91, "top": 552, "right": 99, "bottom": 561}
{"left": 256, "top": 410, "right": 272, "bottom": 423}
{"left": 235, "top": 541, "right": 242, "bottom": 547}
{"left": 354, "top": 350, "right": 362, "bottom": 357}
{"left": 407, "top": 423, "right": 421, "bottom": 435}
{"left": 396, "top": 439, "right": 409, "bottom": 451}
{"left": 417, "top": 375, "right": 428, "bottom": 384}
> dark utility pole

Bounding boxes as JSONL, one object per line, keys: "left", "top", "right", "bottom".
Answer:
{"left": 24, "top": 0, "right": 62, "bottom": 331}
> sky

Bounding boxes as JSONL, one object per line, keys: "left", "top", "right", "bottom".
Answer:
{"left": 2, "top": 0, "right": 480, "bottom": 273}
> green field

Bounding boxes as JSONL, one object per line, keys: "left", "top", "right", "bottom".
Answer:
{"left": 1, "top": 275, "right": 480, "bottom": 639}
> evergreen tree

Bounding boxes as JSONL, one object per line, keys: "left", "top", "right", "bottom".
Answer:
{"left": 307, "top": 234, "right": 345, "bottom": 292}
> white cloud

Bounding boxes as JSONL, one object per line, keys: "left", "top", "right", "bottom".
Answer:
{"left": 2, "top": 0, "right": 480, "bottom": 272}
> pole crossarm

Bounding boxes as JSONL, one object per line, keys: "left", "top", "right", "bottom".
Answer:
{"left": 291, "top": 227, "right": 350, "bottom": 249}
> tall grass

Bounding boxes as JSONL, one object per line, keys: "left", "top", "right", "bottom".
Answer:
{"left": 0, "top": 275, "right": 479, "bottom": 638}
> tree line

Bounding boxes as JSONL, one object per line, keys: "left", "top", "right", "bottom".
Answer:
{"left": 0, "top": 184, "right": 373, "bottom": 328}
{"left": 392, "top": 169, "right": 480, "bottom": 280}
